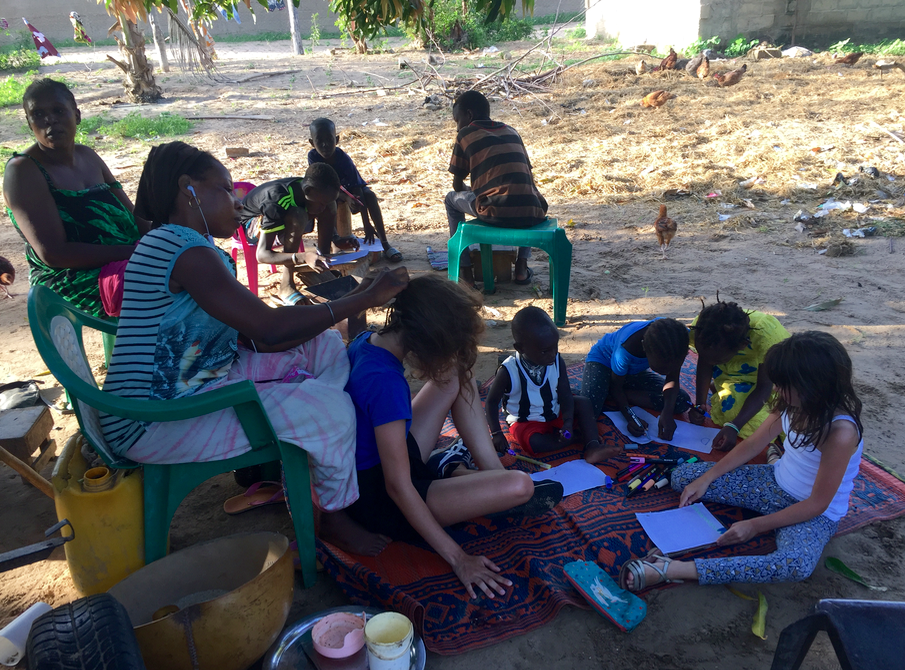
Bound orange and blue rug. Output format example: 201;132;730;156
317;356;905;654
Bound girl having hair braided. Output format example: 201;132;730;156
689;298;790;451
344;275;563;599
581;317;692;441
101;141;408;556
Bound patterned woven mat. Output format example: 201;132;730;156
317;355;905;654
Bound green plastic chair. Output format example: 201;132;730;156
27;285;317;588
447;218;573;326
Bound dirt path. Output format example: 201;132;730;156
2;37;905;669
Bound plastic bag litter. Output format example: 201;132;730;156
782;46;813;58
842;226;877;238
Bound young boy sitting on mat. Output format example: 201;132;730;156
239;163;358;306
308;117;403;263
446;90;548;290
485;306;620;464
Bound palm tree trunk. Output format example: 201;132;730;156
109;13;162;103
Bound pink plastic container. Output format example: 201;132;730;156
311;612;366;659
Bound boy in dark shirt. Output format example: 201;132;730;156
239;163;357;305
308;118;403;263
447;90;548;289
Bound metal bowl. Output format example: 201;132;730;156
265;606;427;670
109;532;293;670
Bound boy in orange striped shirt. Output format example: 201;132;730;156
447;91;548;289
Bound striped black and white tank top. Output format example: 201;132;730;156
502;353;561;424
100;224;238;456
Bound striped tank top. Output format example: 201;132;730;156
501;353;561;424
100;224;238;456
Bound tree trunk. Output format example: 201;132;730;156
111;15;162;103
287;2;303;55
148;13;170;73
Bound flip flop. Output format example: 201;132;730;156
223;481;286;515
487;479;563;519
513;267;535;285
270;291;306;307
383;246;403;263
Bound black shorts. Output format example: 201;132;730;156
346;433;440;541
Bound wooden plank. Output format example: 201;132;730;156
0;445;54;499
188;115;275;121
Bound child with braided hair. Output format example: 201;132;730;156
688;300;790;451
581;318;692;441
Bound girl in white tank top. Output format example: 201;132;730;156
620;331;864;589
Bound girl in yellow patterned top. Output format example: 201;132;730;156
688;300;790;450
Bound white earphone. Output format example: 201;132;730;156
186;184;212;241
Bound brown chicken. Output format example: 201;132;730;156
658;47;678;71
834;52;864;65
714;63;747;87
685;54;710;79
641;90;676;109
0;256;14;299
654;205;677;258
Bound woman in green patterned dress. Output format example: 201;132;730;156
3;79;149;317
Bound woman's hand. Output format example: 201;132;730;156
362;266;409;306
688;405;706;426
716;519;757;546
452;552;511;599
658;415;677;441
679;475;712;507
300;249;330;272
712;426;740;451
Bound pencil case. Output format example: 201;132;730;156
564;560;647;632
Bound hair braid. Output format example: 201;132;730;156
642;318;689;362
692;299;751;352
134;141;221;226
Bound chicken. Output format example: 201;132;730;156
685;54;710;79
0;256;14;299
874;60;905;77
658;48;678;71
636;60;648;75
640;90;676;109
654;205;677;259
714;63;747;87
834;52;864;66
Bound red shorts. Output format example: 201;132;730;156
508;415;563;456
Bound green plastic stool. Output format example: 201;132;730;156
448;218;572;326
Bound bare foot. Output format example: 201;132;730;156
320;510;391;556
583;440;622;464
514;258;530;283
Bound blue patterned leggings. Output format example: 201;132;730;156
670;462;838;585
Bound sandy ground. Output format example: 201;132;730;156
2;35;905;669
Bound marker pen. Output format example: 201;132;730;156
618;464;645;482
626;465;656;489
626;468;661;497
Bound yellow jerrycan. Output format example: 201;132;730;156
52;433;145;595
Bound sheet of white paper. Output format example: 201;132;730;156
635;503;726;555
602;406;717;454
529;459;609;497
357;237;385;253
326;249;369;266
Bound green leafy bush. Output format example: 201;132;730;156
724;34;759;57
829;37;905;55
0;47;40;72
407;0;534;50
0;72;34;107
75;112;193;144
566;27;586;39
683;34;756;57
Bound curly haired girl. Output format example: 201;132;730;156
343;275;563;599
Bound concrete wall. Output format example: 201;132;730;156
586;0;905;50
700;0;905;45
1;0;581;48
584;0;702;49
